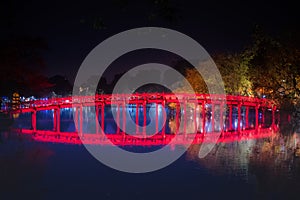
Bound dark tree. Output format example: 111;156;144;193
0;36;52;97
48;75;72;96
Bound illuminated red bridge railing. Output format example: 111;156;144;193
13;93;279;145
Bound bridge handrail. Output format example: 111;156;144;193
16;93;276;110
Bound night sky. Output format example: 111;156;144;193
1;0;299;83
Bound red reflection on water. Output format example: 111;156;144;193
24;126;278;146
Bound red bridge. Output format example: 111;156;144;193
13;93;279;145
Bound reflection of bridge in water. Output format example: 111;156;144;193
13;93;279;145
28;128;278;146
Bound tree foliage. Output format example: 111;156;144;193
243;26;300;105
174;55;252;96
176;26;300;110
214;53;252;96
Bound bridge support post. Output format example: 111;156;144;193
32;110;37;132
229;105;232;131
155;103;159;133
245;106;249;129
143;100;147;138
162;99;166;138
79;105;83;137
136;103;139;135
53;108;60;132
220;103;224;133
255;104;259;130
262;107;265;126
122;102;126;135
194;103;198;134
75;107;78;133
202;101;206;134
183;99;187;136
101;103;105;135
176;102;180;134
95;105;99;134
53;109;57;131
211;103;215;133
116;104;120;134
237;103;241;133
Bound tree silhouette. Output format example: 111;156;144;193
0;36;52;97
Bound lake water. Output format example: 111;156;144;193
1;107;299;200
